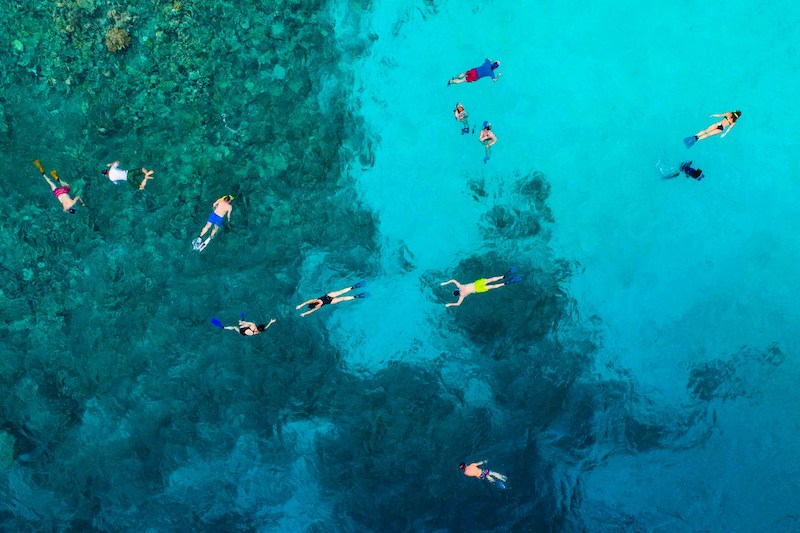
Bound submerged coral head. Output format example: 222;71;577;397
105;27;131;53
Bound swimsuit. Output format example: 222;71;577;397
52;186;70;198
474;278;488;293
208;211;224;226
479;469;489;480
318;294;334;306
716;124;724;131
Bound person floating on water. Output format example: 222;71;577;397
211;315;277;336
34;160;85;214
296;281;369;317
454;103;472;135
664;161;704;181
102;160;155;190
448;59;501;85
479;121;497;163
193;195;234;251
684;110;741;148
440;268;521;307
459;461;508;489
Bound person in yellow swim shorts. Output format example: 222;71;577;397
440;267;521;307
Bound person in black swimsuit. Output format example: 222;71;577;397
296;280;369;317
684;110;741;147
222;318;277;336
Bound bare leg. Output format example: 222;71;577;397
43;175;57;190
138;168;154;190
328;285;356;298
488;471;507;482
210;226;219;238
199;222;212;237
483;275;510;291
448;73;467;85
695;124;724;140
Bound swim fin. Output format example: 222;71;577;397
240;311;246;319
351;280;367;289
495;480;507;490
504;267;518;278
683;136;697;148
33;160;45;174
354;292;370;299
211;317;224;328
197;237;212;252
483;157;489;164
504;275;522;285
192;237;203;250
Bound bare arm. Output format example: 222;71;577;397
709;113;726;118
440;279;457;287
296;300;317;309
300;307;320;317
446;294;465;307
265;318;277;329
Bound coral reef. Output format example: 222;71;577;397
104;27;130;53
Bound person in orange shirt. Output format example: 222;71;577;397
459;461;507;488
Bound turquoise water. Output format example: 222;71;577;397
2;0;799;530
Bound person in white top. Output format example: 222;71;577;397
102;161;154;190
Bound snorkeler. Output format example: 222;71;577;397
459;461;508;489
34;160;85;214
479;121;497;163
102;160;155;190
454;103;472;135
684;110;741;147
296;280;369;317
448;59;501;85
440;268;521;307
193;195;234;251
211;316;277;336
663;161;704;181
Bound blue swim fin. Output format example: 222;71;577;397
354;292;370;299
683;136;697;148
240;311;246;319
351;280;367;289
495;480;507;490
504;275;522;285
211;317;224;329
504;267;518;278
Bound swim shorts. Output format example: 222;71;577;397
465;68;478;82
208;212;224;226
474;278;488;293
52;187;70;197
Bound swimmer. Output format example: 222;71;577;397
102;160;155;190
213;317;277;336
459;461;508;488
296;280;369;317
441;268;521;307
479;121;497;163
684;110;741;148
34;160;84;214
663;161;704;181
193;195;234;250
448;59;501;85
454;103;472;135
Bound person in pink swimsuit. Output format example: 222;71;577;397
42;171;84;213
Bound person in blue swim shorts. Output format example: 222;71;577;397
193;195;234;249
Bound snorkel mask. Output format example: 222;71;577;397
221;195;235;202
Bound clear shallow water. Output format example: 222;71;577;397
1;0;799;531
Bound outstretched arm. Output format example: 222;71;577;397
300;307;320;317
446;295;465;307
265;318;277;329
440;279;457;287
709;113;726;118
296;300;317;309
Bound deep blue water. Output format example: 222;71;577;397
2;0;799;531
